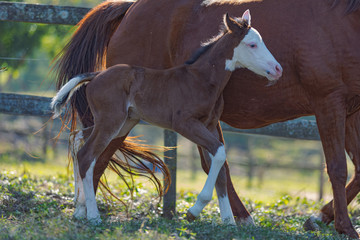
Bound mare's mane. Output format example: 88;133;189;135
201;0;360;14
332;0;360;14
185;18;248;65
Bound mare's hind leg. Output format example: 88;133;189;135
70;127;94;219
173;120;235;224
305;110;360;231
70;130;86;219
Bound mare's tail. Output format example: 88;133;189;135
52;0;171;201
53;0;134;128
54;0;134;89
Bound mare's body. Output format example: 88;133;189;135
54;0;360;237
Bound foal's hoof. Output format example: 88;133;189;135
303;216;321;231
186;210;197;222
236;216;255;226
73;205;86;219
88;217;102;225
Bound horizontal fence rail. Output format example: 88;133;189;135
0;1;90;25
0;93;320;140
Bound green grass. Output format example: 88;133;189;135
0;159;333;203
0;168;357;239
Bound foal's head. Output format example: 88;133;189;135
225;10;282;81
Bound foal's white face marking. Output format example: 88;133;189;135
225;11;283;81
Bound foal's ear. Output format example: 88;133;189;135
224;13;240;32
242;9;251;25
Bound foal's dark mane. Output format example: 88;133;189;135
185;18;248;65
184;39;220;65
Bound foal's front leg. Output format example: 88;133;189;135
173;120;235;224
199;146;236;224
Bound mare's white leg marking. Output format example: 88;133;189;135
73;153;86;219
188;145;226;219
70;131;86;219
83;159;101;224
218;195;235;224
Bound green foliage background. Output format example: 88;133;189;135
0;0;101;93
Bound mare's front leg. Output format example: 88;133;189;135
305;93;358;238
198;123;253;225
306;108;360;237
173;120;235;224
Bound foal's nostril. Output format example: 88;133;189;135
275;64;282;74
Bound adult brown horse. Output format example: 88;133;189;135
54;0;360;238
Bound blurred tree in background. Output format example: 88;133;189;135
0;0;101;93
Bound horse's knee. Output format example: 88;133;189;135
197;191;212;205
70;130;85;155
77;148;94;179
327;161;347;186
211;145;226;167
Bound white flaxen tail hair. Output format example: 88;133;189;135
51;72;99;119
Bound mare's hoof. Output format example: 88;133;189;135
186;210;197;222
347;230;360;239
337;226;359;239
303;216;320;231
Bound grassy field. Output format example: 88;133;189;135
0;161;358;239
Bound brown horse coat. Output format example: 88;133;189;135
54;0;360;237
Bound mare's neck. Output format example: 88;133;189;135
187;34;239;95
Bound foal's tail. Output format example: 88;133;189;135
51;72;99;119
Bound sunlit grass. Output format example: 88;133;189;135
0;158;332;205
0;170;353;240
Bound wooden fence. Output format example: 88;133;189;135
0;2;323;217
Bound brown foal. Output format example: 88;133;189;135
52;11;282;224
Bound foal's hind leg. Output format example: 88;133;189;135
77;107;131;223
92;118;139;192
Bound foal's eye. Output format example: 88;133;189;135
248;43;257;48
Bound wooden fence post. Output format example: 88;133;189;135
163;129;177;219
